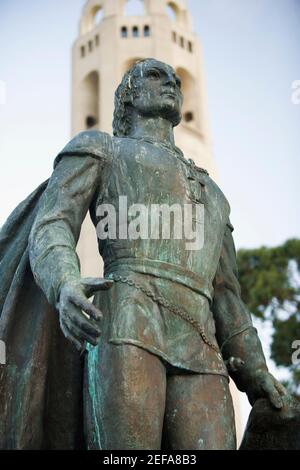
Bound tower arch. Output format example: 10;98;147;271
176;67;198;129
80;71;100;130
80;1;105;35
166;2;179;21
80;0;127;35
166;1;189;27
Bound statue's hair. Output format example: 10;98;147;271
113;59;149;137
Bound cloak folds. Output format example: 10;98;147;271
0;181;84;450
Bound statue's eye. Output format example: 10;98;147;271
146;69;161;79
176;77;182;89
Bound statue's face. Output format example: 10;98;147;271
130;60;183;126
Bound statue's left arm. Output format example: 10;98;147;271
29;131;114;351
212;221;286;409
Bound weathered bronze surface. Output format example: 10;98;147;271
0;59;289;449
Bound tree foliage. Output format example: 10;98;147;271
237;239;300;394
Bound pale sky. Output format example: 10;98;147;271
0;0;299;434
0;0;299;249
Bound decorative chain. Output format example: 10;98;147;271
108;273;219;353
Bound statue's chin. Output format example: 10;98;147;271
171;114;182;127
135;103;181;127
153;108;182;127
160;104;181;126
166;112;181;128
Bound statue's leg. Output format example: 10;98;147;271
86;342;166;450
164;373;236;450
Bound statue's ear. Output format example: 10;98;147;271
123;94;133;106
123;87;135;106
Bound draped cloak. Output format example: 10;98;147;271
0;181;84;449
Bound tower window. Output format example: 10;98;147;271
144;25;150;37
172;31;177;43
184;111;194;123
121;26;128;38
86;115;97;129
176;67;197;128
80;45;85;58
180;36;185;48
188;41;193;53
81;71;99;130
88;40;93;52
95;35;99;46
132;26;139;38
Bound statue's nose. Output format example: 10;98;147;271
163;75;177;89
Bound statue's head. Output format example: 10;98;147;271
113;58;183;137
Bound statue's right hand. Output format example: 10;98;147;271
57;278;114;352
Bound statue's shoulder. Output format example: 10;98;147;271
54;130;113;168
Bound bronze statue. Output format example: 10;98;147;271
0;59;287;450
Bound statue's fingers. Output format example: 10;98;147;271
63;312;101;347
66;304;101;338
81;278;114;297
274;380;287;397
69;294;103;321
60;317;84;352
262;380;284;409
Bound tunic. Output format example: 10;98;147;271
29;130;253;377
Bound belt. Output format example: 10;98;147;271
107;272;220;355
104;257;213;303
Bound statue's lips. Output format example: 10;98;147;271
161;91;177;99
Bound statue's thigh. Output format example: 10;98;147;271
164;374;236;450
85;342;166;450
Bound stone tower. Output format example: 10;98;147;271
72;0;214;174
72;0;217;277
72;0;243;443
